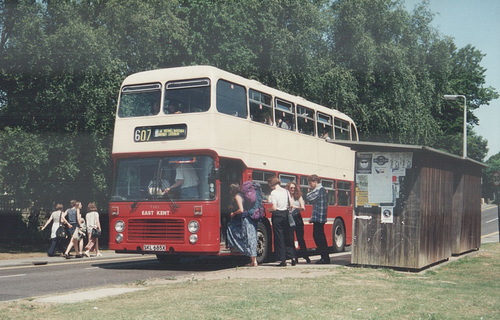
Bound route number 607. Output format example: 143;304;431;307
134;128;152;142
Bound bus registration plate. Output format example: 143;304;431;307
144;245;166;251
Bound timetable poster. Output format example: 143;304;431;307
355;152;413;206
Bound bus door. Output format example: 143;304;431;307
218;158;245;246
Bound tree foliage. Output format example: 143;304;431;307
0;0;497;215
483;152;500;203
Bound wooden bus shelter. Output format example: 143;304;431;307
332;141;486;270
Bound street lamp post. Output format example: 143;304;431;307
443;94;467;158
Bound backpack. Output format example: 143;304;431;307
241;181;265;220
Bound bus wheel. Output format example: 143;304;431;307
332;219;346;253
156;254;181;265
256;221;269;264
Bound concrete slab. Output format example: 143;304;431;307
35;287;145;304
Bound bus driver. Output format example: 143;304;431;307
163;163;199;199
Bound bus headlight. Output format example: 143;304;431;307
116;233;123;243
115;220;125;233
188;220;199;233
189;234;198;244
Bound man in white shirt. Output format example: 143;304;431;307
164;163;199;199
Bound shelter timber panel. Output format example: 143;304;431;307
451;164;482;255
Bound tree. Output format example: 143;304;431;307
328;0;441;145
434;44;499;161
0;0;118;213
483;152;500;203
327;0;497;161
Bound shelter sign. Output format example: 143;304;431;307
355;152;413;222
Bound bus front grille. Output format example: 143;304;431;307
128;219;185;242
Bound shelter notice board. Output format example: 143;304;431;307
355;152;413;222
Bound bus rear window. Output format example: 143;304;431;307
334;118;350;140
118;83;161;118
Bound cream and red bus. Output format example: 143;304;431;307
109;65;358;264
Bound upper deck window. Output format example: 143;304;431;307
275;99;295;131
297;105;315;136
249;89;272;125
334;118;350;140
317;112;333;139
216;80;247;118
164;78;210;114
118;83;162;118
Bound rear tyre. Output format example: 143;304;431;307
256;221;270;264
332;219;346;253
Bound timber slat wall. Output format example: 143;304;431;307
452;164;482;255
415;154;453;268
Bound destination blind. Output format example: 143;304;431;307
134;124;187;142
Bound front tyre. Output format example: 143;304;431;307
332;219;346;253
256;221;270;264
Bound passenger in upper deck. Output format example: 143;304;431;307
151;102;160;115
277;117;289;130
262;112;273;125
166;101;183;114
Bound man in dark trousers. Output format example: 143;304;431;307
306;174;330;264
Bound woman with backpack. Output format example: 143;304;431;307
227;183;258;267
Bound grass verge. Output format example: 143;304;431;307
1;243;499;320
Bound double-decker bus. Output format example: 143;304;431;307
109;65;358;264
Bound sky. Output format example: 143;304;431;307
403;0;500;160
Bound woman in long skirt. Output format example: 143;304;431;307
226;183;258;267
